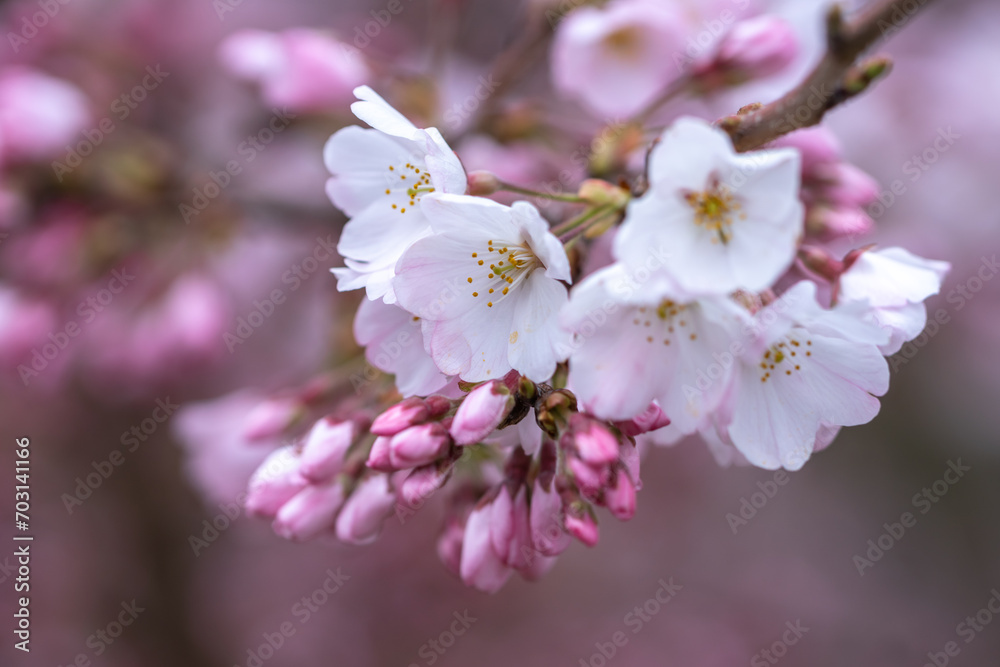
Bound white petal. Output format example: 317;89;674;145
350;85;421;140
508;270;569;382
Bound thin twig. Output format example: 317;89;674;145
719;0;938;152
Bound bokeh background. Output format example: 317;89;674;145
1;0;998;665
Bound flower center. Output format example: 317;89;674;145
758;336;812;383
603;27;643;60
632;300;697;346
383;161;435;215
466;238;541;308
683;176;745;244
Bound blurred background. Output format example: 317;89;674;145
1;0;998;665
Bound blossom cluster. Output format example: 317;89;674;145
240;62;947;589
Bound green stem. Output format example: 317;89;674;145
553;205;614;239
497;180;587;204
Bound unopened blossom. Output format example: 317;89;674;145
460;501;514;593
353;298;450;397
299;417;356;483
370;395;450;436
245;446;309;517
242;396;302;441
324;86;467;302
450;380;514;445
394;194;572;382
219;29;369;112
772;127;879;240
273;480;346;541
712;281;891;470
697;16;798;87
385;422;452;469
838;247;950;354
335;474;396;544
562;263;748;436
551;0;688;117
615;117;803;295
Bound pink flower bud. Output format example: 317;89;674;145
299;418;355;483
366;436;394;472
806;205;874;241
711;16;798;85
489;486;533;569
243;397;300;441
568;414;619;465
389;422;451;469
619;441;642;491
565;508;600;547
818;163;880;209
400;464;451;508
0;67;91;162
772;127;842;176
371;397;427;436
567;457;609;498
615;403;671;437
450;381;514;445
245;447;308;518
460;503;513;593
437;516;466;577
606;472;637;521
466;170;501;196
335;475;396;545
272;481;345;542
530;479;571;557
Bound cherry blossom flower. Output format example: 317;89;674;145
710;281;891;470
551;0;688;118
353;298;450;397
394;194;572;383
561;263;748;436
324;86;467;302
838;247;950;354
615;117;803;296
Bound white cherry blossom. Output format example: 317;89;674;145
615;116;803;296
324;86;467;303
393;194;571;383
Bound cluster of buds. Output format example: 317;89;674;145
242;371;669;592
772;127;881;241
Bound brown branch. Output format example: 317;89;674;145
719;0;938;152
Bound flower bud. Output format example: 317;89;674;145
437;516;466;577
805;205;873;241
366;436;394;472
460;502;513;593
245;446;308;518
389;422;451;469
567;457;609;498
335;475;396;544
567;414;619;465
798;245;845;282
400;463;452;509
299;418;355;482
614;402;671;437
370;397;428;436
564;505;600;547
451;381;514;445
577;179;630;210
243;397;301;441
606;472;637;521
529;479;571;557
466;170;501;196
709;16;798;86
272;481;345;541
